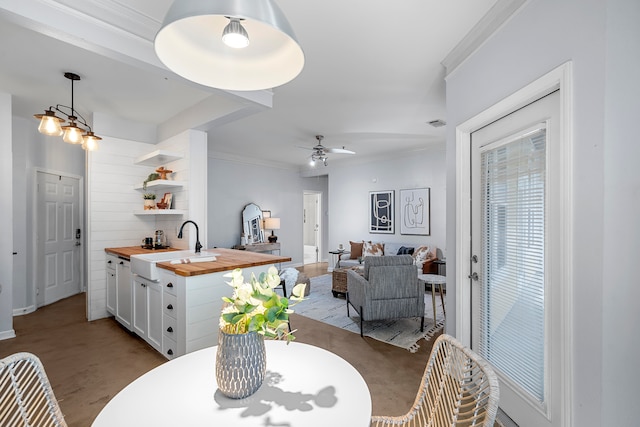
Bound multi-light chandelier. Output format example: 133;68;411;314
33;72;101;151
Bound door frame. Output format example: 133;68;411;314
33;168;85;310
455;62;574;426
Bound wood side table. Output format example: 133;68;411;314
417;274;446;324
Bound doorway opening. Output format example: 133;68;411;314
303;191;322;265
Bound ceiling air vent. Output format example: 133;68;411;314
428;119;446;128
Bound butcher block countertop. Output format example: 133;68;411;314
158;248;290;277
104;247;291;277
104;246;178;258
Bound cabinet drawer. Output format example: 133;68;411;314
162;336;177;360
162;276;177;296
105;255;116;271
163;293;177;318
163;314;177;339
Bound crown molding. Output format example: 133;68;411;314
442;0;528;77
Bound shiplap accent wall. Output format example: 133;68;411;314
86;130;206;321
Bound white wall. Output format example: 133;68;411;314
207;156;328;266
602;0;640;424
327;146;446;255
0;93;14;339
445;0;638;424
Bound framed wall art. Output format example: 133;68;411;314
400;188;430;235
369;190;394;234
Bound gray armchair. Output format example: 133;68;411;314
347;255;424;336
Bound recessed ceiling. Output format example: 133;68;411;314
0;0;501;168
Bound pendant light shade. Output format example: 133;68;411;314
82;131;102;151
62;120;84;144
155;0;304;91
35;109;64;136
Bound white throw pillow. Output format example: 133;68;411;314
412;246;432;266
362;241;384;257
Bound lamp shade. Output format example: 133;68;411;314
154;0;304;91
263;217;280;230
35;109;64;136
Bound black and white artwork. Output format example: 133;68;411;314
369;190;394;234
400;188;430;235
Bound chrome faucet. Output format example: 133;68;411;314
178;220;202;253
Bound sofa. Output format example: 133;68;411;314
336;241;438;274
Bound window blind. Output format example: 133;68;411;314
478;127;547;405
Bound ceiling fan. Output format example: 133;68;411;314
302;135;355;166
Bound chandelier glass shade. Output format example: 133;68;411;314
154;0;304;91
34;72;101;151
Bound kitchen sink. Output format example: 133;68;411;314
131;250;219;281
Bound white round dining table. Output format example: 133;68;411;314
92;340;372;427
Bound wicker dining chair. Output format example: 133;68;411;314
371;334;499;427
0;352;68;427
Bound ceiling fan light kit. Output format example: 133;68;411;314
155;0;305;91
306;135;355;167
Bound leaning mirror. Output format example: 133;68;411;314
242;203;264;243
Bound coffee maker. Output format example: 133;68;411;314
154;230;167;249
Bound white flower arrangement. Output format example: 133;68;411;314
220;267;307;342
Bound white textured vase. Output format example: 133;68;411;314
215;331;266;399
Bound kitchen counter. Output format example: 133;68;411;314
104;246;291;277
105;246;178;259
156;248;291;277
104;246;292;359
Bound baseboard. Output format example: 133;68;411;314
13;305;36;316
0;329;16;341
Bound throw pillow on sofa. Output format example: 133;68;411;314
397;246;415;255
349;240;364;259
413;246;434;266
363;241;384;257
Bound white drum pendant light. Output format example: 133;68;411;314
155;0;304;91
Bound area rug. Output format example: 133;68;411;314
293;274;445;352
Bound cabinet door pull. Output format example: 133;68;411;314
167;326;173;333
167;304;173;310
107;260;112;264
167;349;173;356
119;261;124;265
167;282;173;288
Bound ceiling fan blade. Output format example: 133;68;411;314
326;147;355;154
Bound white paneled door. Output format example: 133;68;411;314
469;91;562;426
37;172;82;306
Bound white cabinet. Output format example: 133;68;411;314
116;259;132;329
147;281;163;352
106;255;117;315
133;276;163;352
132;277;148;338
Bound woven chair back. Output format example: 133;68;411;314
0;352;68;427
371;334;499;427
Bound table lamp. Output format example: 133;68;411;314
263;217;280;243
